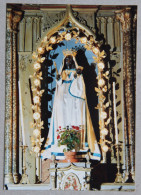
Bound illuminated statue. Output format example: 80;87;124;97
41;50;101;161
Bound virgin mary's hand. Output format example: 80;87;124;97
62;71;67;80
76;68;82;75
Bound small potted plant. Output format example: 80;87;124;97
58;126;80;162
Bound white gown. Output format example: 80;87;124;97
41;69;101;160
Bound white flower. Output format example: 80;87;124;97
34;79;40;87
100;111;107;119
98;78;105;87
101;128;108;135
65;33;71;41
33;63;41;71
98;62;105;70
33;112;40;120
37;47;45;54
33;96;40;104
50;36;56;44
92;47;99;54
102;145;108;152
34;146;40;153
33;129;40;137
80;37;87;44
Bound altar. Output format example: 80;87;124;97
4;3;136;191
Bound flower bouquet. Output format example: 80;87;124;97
58;126;81;162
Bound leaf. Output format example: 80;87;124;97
75;40;79;44
41;138;44;142
93;56;100;63
46;46;53;51
99;50;106;58
105;118;111;125
72;30;77;34
105;71;109;75
105;102;110;108
32;52;38;59
30;122;35;128
95;87;100;92
61;31;66;36
40;57;45;63
50;53;59;59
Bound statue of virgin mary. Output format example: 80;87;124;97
41;50;101;161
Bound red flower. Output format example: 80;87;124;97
59;126;61;129
56;129;59;132
72;126;75;129
57;135;60;139
75;126;79;130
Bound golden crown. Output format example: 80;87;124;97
63;49;77;57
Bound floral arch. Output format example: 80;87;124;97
30;5;110;163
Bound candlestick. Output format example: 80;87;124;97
18;81;26;145
20;145;30;184
113;82;118;144
114;144;123;183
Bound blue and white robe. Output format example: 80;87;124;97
41;69;101;161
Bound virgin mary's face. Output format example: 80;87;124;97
65;55;73;69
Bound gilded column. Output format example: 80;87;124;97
115;8;135;181
4;9;14;184
12;10;23;183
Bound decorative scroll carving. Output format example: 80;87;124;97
19;54;32;72
12;11;23;32
116;8;131;32
42;10;96;33
42;11;66;32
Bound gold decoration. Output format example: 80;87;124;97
63;49;77;57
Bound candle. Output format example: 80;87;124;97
18;81;26;145
113;82;118;144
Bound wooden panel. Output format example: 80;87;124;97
107;17;114;50
114;20;121;52
32;18;37;51
25;17;33;51
19;18;25;52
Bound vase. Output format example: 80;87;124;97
64;151;79;162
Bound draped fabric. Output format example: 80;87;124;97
41;58;101;161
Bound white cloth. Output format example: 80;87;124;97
41;70;101;160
